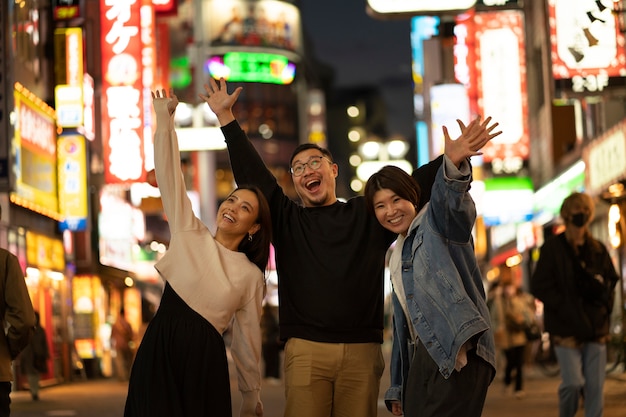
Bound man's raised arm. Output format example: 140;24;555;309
199;78;278;200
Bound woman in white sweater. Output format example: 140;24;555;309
124;89;271;417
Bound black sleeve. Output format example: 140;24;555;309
221;120;280;202
412;155;444;210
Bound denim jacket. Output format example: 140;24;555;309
384;158;496;409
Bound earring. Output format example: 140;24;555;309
248;233;253;242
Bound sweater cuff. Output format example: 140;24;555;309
443;155;471;180
384;386;402;412
220;119;242;137
153;101;175;131
239;390;261;417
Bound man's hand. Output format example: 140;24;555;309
444;116;502;167
199;77;242;126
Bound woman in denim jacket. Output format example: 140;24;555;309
365;117;499;417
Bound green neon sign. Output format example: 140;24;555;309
207;52;296;85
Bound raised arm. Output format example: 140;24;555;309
151;89;200;233
199;78;279;203
415;116;501;209
427;116;502;241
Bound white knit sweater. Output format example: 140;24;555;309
152;97;264;415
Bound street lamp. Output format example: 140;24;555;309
351;139;412;192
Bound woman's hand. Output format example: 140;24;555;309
444;116;502;167
151;88;179;115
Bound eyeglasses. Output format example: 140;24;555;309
290;155;331;177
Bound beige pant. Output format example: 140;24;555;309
283;338;384;417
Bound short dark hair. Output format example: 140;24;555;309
364;165;421;215
290;143;333;167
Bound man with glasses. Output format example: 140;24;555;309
200;78;495;417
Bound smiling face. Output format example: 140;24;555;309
372;189;417;236
216;189;261;238
290;148;338;207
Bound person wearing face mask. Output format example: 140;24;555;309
530;192;618;417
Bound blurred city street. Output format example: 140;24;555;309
10;347;626;417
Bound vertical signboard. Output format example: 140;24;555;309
58;135;88;231
12;84;59;218
54;27;84;128
81;74;96;141
100;0;146;184
473;10;529;174
141;0;156;172
411;16;439;166
430;84;471;158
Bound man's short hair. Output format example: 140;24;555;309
290;143;334;167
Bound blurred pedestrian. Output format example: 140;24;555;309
260;303;281;384
124;89;272;417
20;311;49;401
111;307;134;382
531;192;619;417
200;76;447;417
364;116;501;417
499;284;532;399
0;204;35;416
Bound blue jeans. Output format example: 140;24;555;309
554;342;606;417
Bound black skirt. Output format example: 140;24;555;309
124;282;231;417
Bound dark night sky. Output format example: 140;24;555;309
299;0;415;140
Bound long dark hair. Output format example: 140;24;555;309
364;165;421;215
235;185;272;273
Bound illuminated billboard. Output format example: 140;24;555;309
100;0;147;184
204;0;302;54
54;27;84;128
58;135;88;231
430;84;471;159
482;176;534;226
206;52;295;84
550;0;626;92
367;0;477;17
471;10;529;171
12;84;59;219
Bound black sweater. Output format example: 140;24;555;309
530;232;618;341
222;121;441;343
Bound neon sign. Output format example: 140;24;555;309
206;52;295;85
